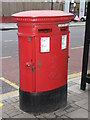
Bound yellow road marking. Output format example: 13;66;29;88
0;77;19;89
68;70;90;79
0;102;3;107
68;72;82;79
0;90;18;99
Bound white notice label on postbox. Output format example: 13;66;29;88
41;37;50;52
61;35;67;50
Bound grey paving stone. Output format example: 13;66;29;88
54;108;67;117
41;112;56;118
80;91;88;98
0;107;2;118
69;84;85;94
68;81;77;87
2;112;9;118
67;90;87;102
36;114;47;119
9;97;19;103
4;108;22;117
4;99;14;104
63;104;80;113
68;90;80;96
68;95;84;102
68;76;81;84
2;100;7;105
67;100;75;105
15;96;19;101
65;108;88;118
75;99;88;110
60;115;71;119
2;104;15;112
13;113;36;118
11;101;19;108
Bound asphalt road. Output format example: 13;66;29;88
1;26;85;57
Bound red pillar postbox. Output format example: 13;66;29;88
12;10;73;113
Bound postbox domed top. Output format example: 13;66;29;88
12;10;74;23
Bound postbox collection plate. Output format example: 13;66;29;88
61;35;67;50
40;37;50;53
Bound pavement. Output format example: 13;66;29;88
0;21;89;119
0;76;89;119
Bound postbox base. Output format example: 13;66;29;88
19;84;67;113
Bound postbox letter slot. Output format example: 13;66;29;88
38;28;52;33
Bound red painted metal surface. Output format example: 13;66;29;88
12;10;73;23
12;10;73;92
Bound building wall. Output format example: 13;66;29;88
1;2;63;16
64;0;86;18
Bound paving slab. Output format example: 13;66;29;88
2;104;15;113
13;113;36;118
75;99;88;110
68;81;77;87
63;104;80;113
68;93;87;102
68;84;86;94
1;76;89;119
65;108;88;118
2;113;9;118
60;115;69;118
41;112;56;118
68;76;81;84
35;114;46;119
54;108;67;117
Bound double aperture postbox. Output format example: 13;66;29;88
12;10;73;113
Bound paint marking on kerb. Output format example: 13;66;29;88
0;90;18;99
0;77;19;89
0;102;3;107
68;70;90;79
68;72;82;79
